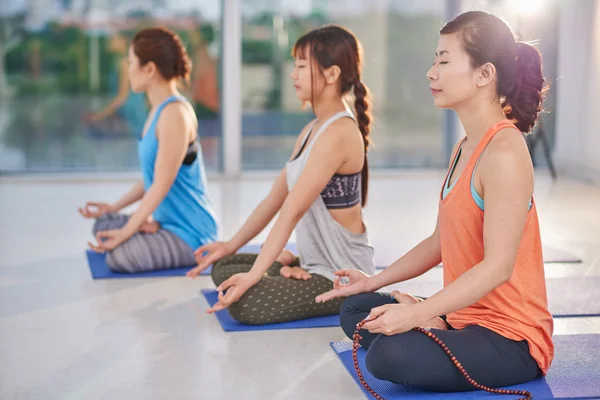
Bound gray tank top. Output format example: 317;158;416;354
286;110;375;281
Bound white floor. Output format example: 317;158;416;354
1;171;599;400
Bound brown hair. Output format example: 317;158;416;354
132;27;192;83
292;25;372;206
440;11;546;133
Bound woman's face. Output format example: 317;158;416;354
426;33;479;110
290;49;326;104
127;46;151;93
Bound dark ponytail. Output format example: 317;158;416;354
353;80;372;206
293;25;372;207
502;42;545;133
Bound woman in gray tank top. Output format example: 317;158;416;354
186;25;376;325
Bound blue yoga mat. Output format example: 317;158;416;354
201;289;339;331
332;334;600;399
85;243;297;279
86;249;196;278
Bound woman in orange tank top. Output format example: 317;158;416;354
317;11;554;392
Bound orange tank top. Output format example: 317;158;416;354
439;119;554;374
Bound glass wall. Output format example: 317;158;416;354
0;0;222;173
240;0;448;170
0;0;561;174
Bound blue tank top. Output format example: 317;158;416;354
138;95;218;250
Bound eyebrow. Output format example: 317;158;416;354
435;50;450;56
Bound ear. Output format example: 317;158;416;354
144;61;159;79
476;62;496;88
324;65;341;85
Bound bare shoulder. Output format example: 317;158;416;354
482;127;533;179
318;116;361;147
156;101;196;139
159;101;197;125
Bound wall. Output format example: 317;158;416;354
554;0;600;184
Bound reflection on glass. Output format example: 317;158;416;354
83;33;149;139
0;2;222;172
241;0;447;170
464;0;559;161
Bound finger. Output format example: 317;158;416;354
186;264;206;278
82;203;99;217
290;268;304;280
363;319;384;333
333;276;341;289
298;269;312;280
197;256;216;272
95;230;113;242
390;290;404;303
216;278;234;292
215;289;236;308
185;267;200;278
315;289;342;303
366;305;390;321
206;301;227;314
334;269;353;278
85;203;99;214
88;241;106;253
390;290;420;305
194;243;211;256
279;266;292;278
290;267;310;280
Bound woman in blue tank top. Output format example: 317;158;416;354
79;27;218;273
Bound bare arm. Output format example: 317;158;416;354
224;123;314;251
119;103;190;236
367;220;442;291
365;139;465;291
226;169;289;250
245;119;353;281
111;181;145;212
415;129;533;321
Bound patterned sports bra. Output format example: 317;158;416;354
292;121;362;209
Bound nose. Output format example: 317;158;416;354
290;67;297;80
427;65;437;81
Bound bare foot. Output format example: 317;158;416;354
276;249;296;266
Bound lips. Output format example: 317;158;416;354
430;88;442;96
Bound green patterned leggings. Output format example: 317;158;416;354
211;253;344;325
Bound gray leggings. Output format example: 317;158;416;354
93;213;196;273
211;253;344;325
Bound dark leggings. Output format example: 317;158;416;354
340;293;542;392
211;254;344;325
